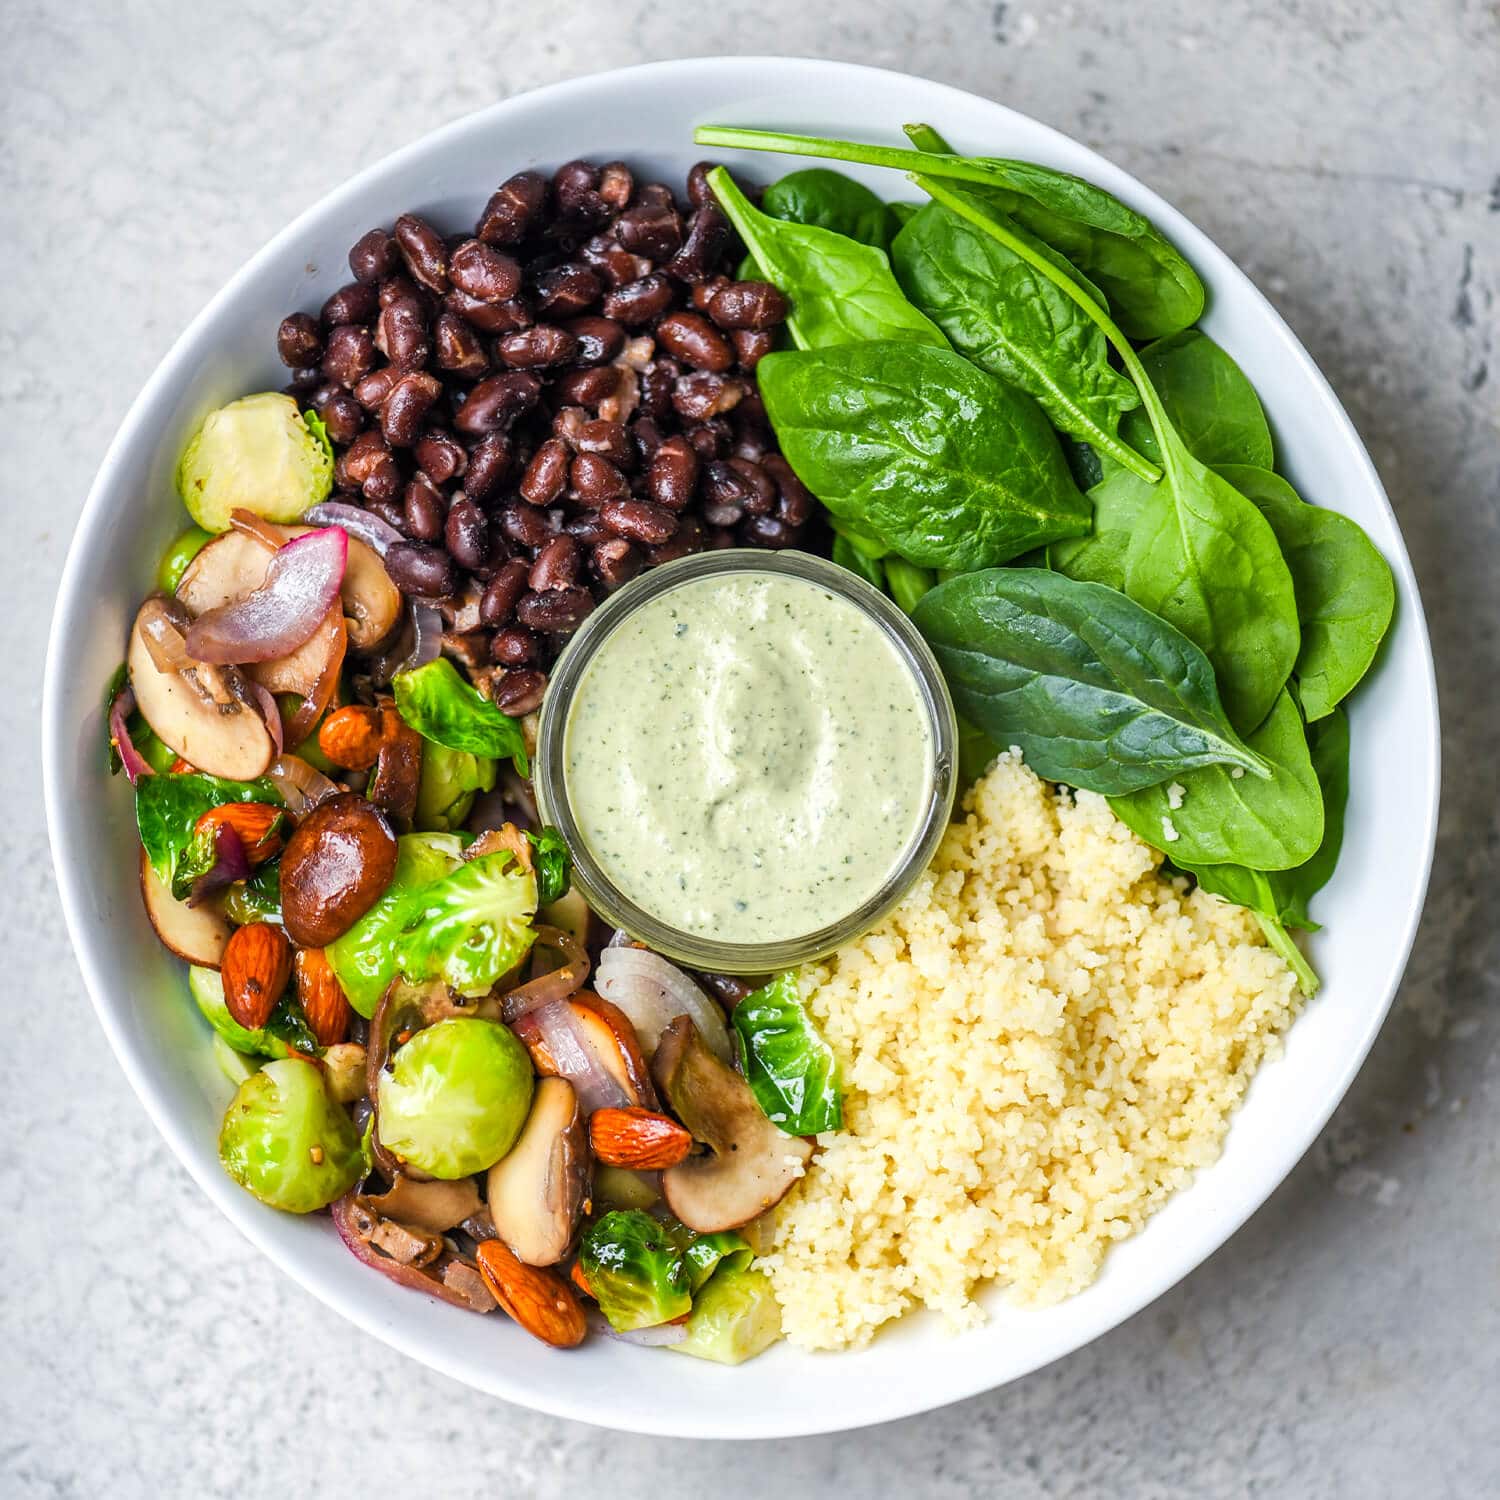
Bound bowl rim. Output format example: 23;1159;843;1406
43;54;1441;1438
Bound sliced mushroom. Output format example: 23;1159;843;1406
486;1078;590;1267
365;1173;481;1234
128;599;275;781
177;525;400;684
366;704;422;825
139;848;232;967
652;1016;812;1233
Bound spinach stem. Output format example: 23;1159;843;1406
913;175;1165;484
1253;911;1320;997
903;122;952;154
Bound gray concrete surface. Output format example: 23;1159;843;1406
4;2;1497;1494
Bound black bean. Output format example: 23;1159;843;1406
646;515;706;566
382;372;442;447
731;328;775;370
413;431;466;485
394;214;450;294
321;324;376;387
450;239;522;303
533;263;602;319
741;514;794;548
631;416;664;463
764;454;814;527
647;435;699;510
320;281;378;329
601;498;678;545
491;625;537;665
702;499;744;527
444;287;533;335
386;541;456;597
376;297;430;372
496;325;580;369
601;273;675;326
318;390;365;446
350;228;400;284
277;313;323;369
366;494;409;534
529;535;581;591
553;161;608;227
445;496;489;570
581;234;650;289
516;587;594;633
477;171;547;246
573;418;633;469
454;371;541;434
493;668;548;716
639;360;679;422
432;312;489;378
655;310;733;373
635;183;677;211
615;202;684;260
599;161;634;211
463;432;511;501
403;475;447;541
498;502;558;550
708;280;789;331
686;162;717;210
480;558;531;626
520;438;570;505
378;273;425;309
691;275;731;314
551;366;619;409
564;314;625;366
727;457;777;515
353;367;401;411
565;511;613;545
673;372;744;422
667;204;731;284
590;537;643;590
571;453;628;505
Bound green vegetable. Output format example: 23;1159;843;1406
223;861;282;926
172;808;287;901
731;972;842;1134
693;126;1205;338
887;201;920;228
526;826;571;906
891;195;1157;480
262;994;321;1058
156;525;214;593
757;340;1091;570
592;1165;663;1214
1182;706;1351;996
189;964;291;1059
913;569;1269;794
678;1229;753;1295
393;657;528;773
302;407;334;464
957;715;1003;786
218;1057;364;1212
832;534;888;590
761;167;896;248
669;1266;783;1366
1217;466;1395;721
134;772;282;888
213;1034;261;1086
884;556;935;614
414;741;497;832
1110;689;1324;870
176;392;334;533
706;167;947;352
579;1210;692;1331
829;517;892;558
376;1017;534;1178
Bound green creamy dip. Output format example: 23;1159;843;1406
563;572;934;942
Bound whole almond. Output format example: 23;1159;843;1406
294;948;351;1048
316;704;385;770
475;1239;587;1348
589;1106;693;1170
195;802;284;864
221;922;292;1031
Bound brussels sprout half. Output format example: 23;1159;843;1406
669;1265;783;1366
414;742;497;833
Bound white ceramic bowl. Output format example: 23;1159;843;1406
44;57;1440;1438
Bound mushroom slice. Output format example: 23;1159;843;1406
128;599;275;781
653;1016;813;1234
486;1078;590;1267
365;1173;481;1235
512;993;657;1112
139;848;232;967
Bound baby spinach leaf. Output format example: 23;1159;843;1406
694;127;1205;337
732;972;842;1135
1110;689;1324;870
393;657;528;773
135;771;282;887
957;716;1004;786
1216;466;1395;721
912;568;1269;793
1118;330;1274;471
526;826;571;907
761;168;895;248
707;168;946;352
757;340;1091;570
831;533;888;591
884;556;936;614
891;195;1156;480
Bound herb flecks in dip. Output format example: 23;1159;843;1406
563;571;933;942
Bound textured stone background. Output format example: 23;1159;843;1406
5;2;1497;1494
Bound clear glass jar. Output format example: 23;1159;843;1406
533;549;957;973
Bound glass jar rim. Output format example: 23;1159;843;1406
533;548;957;973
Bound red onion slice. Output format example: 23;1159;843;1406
266;753;341;815
108;685;154;785
585;1307;688;1346
188;820;250;906
404;603;443;673
246;680;285;757
330;1194;492;1313
514;999;633;1115
595;945;733;1062
304;501;403;559
501;925;591;1022
184;526;347;664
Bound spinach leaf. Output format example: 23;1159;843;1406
831;533;888;590
694;127;1205;337
526;826;571;907
891;194;1157;480
757;340;1091;570
761;167;895;249
1118;330;1274;470
913;568;1269;793
1216;465;1395;721
393;657;528;772
135;772;282;887
884;556;936;614
706;168;946;352
1109;689;1323;870
731;972;842;1135
957;715;1004;786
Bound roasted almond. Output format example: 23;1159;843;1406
196;801;284;864
474;1239;587;1348
316;704;385;770
589;1106;693;1170
221;922;292;1031
295;948;351;1048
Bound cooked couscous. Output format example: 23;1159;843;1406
761;751;1301;1350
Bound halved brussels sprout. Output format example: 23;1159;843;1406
376;1017;534;1179
176;392;333;533
669;1265;783;1366
414;742;497;833
213;1034;262;1086
578;1209;692;1332
157;525;213;593
189;964;289;1059
218;1057;364;1212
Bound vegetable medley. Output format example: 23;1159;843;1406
107;123;1393;1359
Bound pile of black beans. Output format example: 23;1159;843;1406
276;159;815;716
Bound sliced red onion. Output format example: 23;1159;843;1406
247;680;285;757
595;945;733;1063
229;507;291;552
108;685;154;785
184;526;347;664
513;999;633;1115
304;501;403;559
404;603;443;672
267;753;341;815
188;820;250;906
330;1194;492;1313
501;925;591;1022
585;1307;688;1346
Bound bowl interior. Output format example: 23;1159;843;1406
44;57;1439;1439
